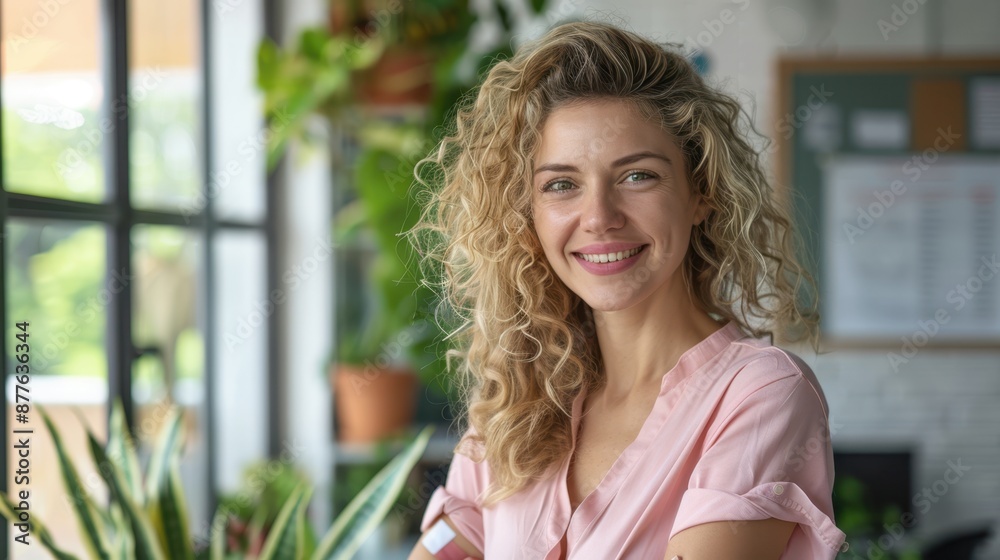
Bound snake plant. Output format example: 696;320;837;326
0;400;433;559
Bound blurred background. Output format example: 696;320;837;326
1;0;999;558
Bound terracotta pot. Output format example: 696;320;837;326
332;362;418;443
356;46;434;107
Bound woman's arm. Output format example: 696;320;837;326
663;519;796;560
407;513;484;560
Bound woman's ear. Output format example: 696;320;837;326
692;194;712;226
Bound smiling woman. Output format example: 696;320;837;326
405;19;846;560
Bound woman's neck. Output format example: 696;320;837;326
591;292;724;402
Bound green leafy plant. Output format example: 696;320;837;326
331;434;414;520
0;400;433;559
333;121;435;365
215;460;318;556
325;117;467;416
256;1;555;409
256;27;384;168
833;476;921;560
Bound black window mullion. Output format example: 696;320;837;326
0;0;272;549
131;208;207;228
6;193;120;222
103;0;134;434
264;0;285;460
216;218;267;230
200;0;220;518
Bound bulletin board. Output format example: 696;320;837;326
775;58;1000;349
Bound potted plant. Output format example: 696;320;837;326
328;117;446;443
0;400;434;559
257;1;471;445
257;0;547;442
256;23;419;444
216;460;318;555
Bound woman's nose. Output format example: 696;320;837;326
580;187;625;233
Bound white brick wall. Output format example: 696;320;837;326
797;347;1000;558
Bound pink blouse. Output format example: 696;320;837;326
420;320;848;559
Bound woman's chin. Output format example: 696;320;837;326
580;292;644;313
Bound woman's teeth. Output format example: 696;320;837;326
578;245;643;263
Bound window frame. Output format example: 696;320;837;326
0;0;282;553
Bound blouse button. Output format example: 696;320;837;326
772;484;784;495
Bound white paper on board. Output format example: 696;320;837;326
851;110;910;150
971;78;1000;149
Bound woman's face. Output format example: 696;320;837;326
530;98;709;312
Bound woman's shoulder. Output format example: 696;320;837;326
715;333;830;415
454;422;488;461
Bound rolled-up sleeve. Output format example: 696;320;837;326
420;433;488;552
669;357;848;558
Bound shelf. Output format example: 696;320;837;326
333;429;461;466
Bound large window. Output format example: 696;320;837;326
1;0;273;554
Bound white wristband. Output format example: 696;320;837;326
424;517;458;553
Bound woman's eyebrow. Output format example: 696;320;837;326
532;151;673;176
612;151;674;169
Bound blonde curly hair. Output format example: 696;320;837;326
406;19;819;507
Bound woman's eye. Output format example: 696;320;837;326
542;180;573;193
625;171;653;182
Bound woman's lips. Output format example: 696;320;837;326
572;244;647;276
